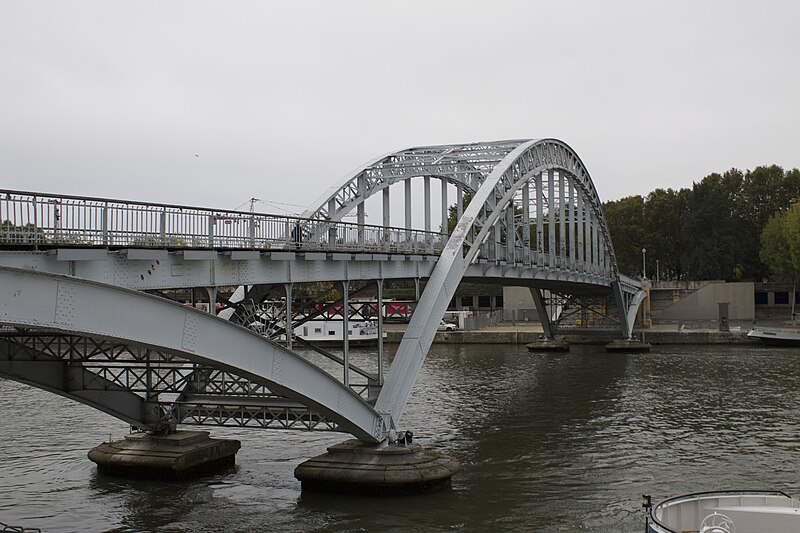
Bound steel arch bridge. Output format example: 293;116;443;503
0;138;644;444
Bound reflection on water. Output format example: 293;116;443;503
2;344;800;532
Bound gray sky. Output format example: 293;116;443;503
2;1;798;218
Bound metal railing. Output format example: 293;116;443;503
0;190;446;254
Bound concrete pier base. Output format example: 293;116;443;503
606;339;651;352
526;337;570;352
294;439;460;496
88;430;241;479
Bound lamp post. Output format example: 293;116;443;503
642;248;647;279
656;259;660;283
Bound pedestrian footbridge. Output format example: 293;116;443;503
0;138;644;443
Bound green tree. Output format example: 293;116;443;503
760;202;800;318
642;188;688;280
681;170;750;280
603;195;648;276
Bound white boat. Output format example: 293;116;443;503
747;326;800;346
645;490;800;533
293;319;386;346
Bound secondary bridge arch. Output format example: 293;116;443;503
0;267;385;442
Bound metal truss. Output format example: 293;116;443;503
0;267;385;441
0;332;343;433
538;290;623;334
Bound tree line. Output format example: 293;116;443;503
602;165;800;282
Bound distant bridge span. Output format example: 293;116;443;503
0;138;644;442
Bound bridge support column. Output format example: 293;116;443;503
342;281;350;387
376;279;384;387
88;430;241;480
285;283;293;350
527;288;570;352
294;438;459;496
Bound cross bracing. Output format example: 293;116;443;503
0;138;645;443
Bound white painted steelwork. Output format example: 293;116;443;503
0;138;645;442
0;189;442;254
367;139;632;428
0;267;385;442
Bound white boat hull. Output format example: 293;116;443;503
647;490;800;533
747;327;800;346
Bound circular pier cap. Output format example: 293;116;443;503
526;338;570;352
294;439;460;496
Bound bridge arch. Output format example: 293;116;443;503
0;267;385;442
301;139;618;278
371;139;625;430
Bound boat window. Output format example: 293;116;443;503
775;291;789;304
755;291;768;305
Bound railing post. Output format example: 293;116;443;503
249;212;256;249
328;222;337;249
160;207;167;246
102;202;109;246
208;214;215;248
32;195;38;250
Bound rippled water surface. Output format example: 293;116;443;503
3;344;800;532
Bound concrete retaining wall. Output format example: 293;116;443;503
385;329;758;345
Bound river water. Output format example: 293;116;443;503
2;343;800;532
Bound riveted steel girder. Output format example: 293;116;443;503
0;337;163;427
0;266;384;442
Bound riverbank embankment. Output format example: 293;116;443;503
383;323;759;345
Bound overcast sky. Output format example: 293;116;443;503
1;1;798;218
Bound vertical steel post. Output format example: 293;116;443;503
423;176;431;233
285;283;293;350
559;172;566;268
404;178;412;243
207;214;214;248
568;180;575;271
377;279;384;386
205;287;217;314
441;178;448;237
522;180;531;266
488;193;497;262
423;176;431;251
249;211;256;249
102;202;109;246
342;280;350;387
548;169;555;268
456;183;463;222
592;215;599;274
32;195;38;250
160;207;167;246
536;173;543;265
357;175;365;248
505;202;515;263
382;186;390;248
577;191;585;271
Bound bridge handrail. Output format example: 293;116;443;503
0;189;445;254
